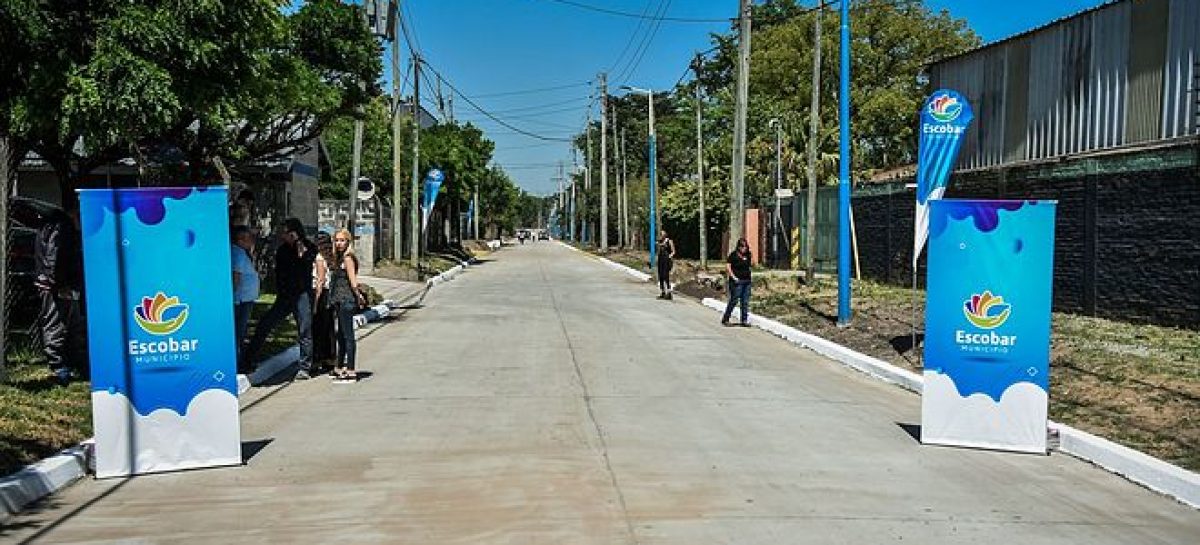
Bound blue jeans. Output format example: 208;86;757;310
722;280;751;324
246;291;313;371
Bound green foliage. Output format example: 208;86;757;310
574;0;979;222
1;0;381;193
322;96;413;201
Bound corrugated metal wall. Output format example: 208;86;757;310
930;0;1197;170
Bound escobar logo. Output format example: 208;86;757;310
955;291;1016;353
129;292;199;362
922;93;966;135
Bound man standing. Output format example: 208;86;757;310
35;204;84;385
244;218;317;379
231;226;259;374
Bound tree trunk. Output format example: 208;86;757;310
0;136;13;370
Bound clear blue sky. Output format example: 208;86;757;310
386;0;1108;196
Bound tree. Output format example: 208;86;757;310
1;0;380;201
322;96;413;201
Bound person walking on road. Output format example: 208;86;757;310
656;230;676;300
330;229;367;382
722;238;753;327
311;232;337;374
245;218;317;379
231;226;260;374
34;204;85;385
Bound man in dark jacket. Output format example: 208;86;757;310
244;218;318;379
35;205;85;385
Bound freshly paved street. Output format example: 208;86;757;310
3;242;1197;544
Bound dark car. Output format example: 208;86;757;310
6;197;64;335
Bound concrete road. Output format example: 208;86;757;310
3;242;1196;544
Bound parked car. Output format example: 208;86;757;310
6;197;64;336
537;230;549;240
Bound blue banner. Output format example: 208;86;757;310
80;187;241;477
913;89;974;267
921;199;1056;453
421;168;445;231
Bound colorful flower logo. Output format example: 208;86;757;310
134;292;189;336
928;94;963;123
963;291;1011;330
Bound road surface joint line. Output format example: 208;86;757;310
539;257;641;545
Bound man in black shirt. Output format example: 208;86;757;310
722;237;753;326
244;218;317;378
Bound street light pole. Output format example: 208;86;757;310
695;55;707;270
837;0;853;325
620;85;657;267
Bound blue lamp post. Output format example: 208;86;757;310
622;85;657;268
837;0;853;326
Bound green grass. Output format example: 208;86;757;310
746;276;1200;471
0;296;301;477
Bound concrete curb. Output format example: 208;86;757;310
557;241;652;282
0;443;91;518
697;297;1200;509
1;265;468;518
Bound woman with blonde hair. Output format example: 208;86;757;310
330;229;367;381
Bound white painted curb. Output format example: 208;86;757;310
0;443;90;518
426;263;467;287
698;297;1200;509
558;241;651;282
701;297;924;393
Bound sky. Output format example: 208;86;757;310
387;0;1109;196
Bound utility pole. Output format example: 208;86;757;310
770;118;782;268
569;161;577;242
729;0;752;246
472;189;479;239
599;73;609;251
621;128;629;249
806;4;823;283
391;13;403;261
694;54;707;269
349;115;364;232
409;54;421;269
612;99;623;248
584;114;593;244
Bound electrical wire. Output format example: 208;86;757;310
468;82;592;99
421;60;575;142
532;0;732;23
614;0;673;84
604;0;657;75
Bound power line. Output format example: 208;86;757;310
421;60;574;142
615;0;674;84
468;82;592;99
532;0;732;23
605;0;657;75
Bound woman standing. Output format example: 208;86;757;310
722;238;753;326
656;230;676;300
330;229;367;382
311;232;337;373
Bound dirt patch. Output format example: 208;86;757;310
592;247;1200;471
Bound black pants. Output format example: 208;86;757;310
245;291;313;370
335;302;357;371
312;292;337;366
657;258;673;293
39;289;85;376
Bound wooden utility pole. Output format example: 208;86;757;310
695;54;708;269
612;98;623;248
409;54;421;268
806;3;822;283
621;129;629;249
391;21;403;261
584;114;592;243
599;73;609;251
729;0;752;246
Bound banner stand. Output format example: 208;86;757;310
920;199;1056;454
80;187;242;478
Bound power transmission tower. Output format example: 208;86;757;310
599;73;609;251
729;0;752;246
806;4;823;283
695;53;708;269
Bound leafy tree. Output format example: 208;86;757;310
1;0;380;200
322;95;413;201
